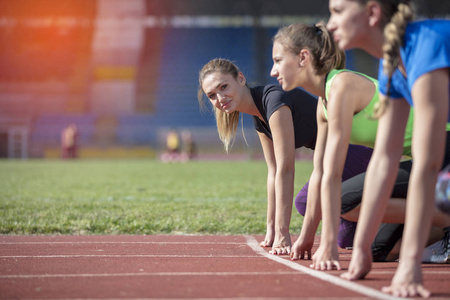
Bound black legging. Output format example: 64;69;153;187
341;131;450;261
340;160;411;261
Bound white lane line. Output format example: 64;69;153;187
370;270;450;275
0;298;371;300
8;298;373;300
22;298;372;300
0;254;261;258
244;235;404;300
0;241;245;245
0;271;300;279
5;265;445;275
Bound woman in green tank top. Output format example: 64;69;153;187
324;69;415;154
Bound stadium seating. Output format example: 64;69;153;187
29;26;360;151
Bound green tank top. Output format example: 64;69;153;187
323;69;414;157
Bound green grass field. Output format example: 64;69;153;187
0;159;313;235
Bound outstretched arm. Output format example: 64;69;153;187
267;106;296;255
291;99;328;260
382;68;449;298
341;95;409;280
311;72;376;270
257;131;277;248
311;82;353;270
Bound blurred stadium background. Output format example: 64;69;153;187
0;0;448;159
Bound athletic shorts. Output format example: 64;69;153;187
343;131;450;261
295;144;373;248
340;160;412;215
294;132;450;253
342;131;450;215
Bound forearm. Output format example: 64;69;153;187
401;71;448;260
299;172;322;242
274;167;294;232
320;173;342;246
266;171;276;229
350;97;411;251
400;165;438;261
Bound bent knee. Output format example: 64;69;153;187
342;205;361;222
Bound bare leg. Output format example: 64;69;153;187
343;199;450;228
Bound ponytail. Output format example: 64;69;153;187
273;22;345;75
315;22;346;74
214;108;240;153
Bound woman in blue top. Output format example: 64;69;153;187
327;0;450;297
198;58;373;255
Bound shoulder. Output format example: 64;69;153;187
405;19;450;37
261;84;316;104
403;20;450;54
262;84;283;94
331;69;375;86
403;19;450;91
259;84;284;101
328;69;375;98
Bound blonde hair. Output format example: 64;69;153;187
352;0;415;118
273;22;346;75
198;58;242;152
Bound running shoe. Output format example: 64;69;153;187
422;227;450;264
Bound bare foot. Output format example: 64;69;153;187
381;259;431;298
340;247;372;280
269;231;291;255
260;229;274;248
290;236;312;260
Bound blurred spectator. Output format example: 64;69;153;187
181;130;196;161
61;124;78;159
161;129;181;162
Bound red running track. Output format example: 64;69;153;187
1;235;449;299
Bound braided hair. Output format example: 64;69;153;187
363;0;415;118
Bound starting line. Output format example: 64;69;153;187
244;235;405;300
